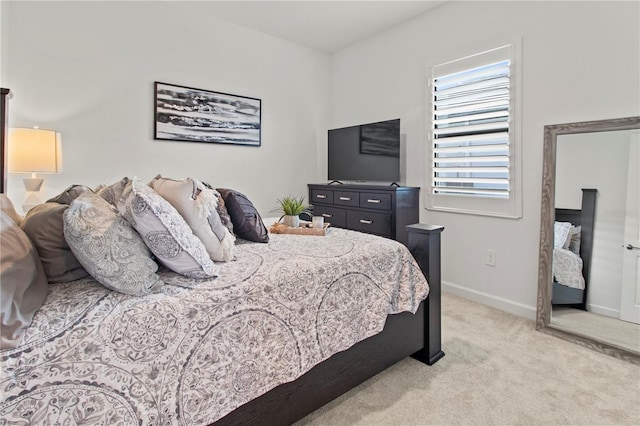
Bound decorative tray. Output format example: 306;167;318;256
269;222;331;236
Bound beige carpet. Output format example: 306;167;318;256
296;293;640;425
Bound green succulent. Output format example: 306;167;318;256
277;195;312;218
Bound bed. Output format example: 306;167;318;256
552;188;597;310
0;87;444;425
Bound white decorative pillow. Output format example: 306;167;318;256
554;221;572;249
150;176;236;262
63;191;164;296
117;177;218;279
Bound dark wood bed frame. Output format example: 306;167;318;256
0;87;444;425
553;188;597;310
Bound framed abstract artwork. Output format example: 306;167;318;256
154;82;261;146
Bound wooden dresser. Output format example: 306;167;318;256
307;184;419;245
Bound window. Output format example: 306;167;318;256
427;43;522;218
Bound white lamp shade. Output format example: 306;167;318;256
8;128;63;174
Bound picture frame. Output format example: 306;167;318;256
154;82;261;146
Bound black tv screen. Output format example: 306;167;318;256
328;118;400;182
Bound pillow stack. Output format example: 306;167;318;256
2;176;269;304
0;177;270;347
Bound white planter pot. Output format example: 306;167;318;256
282;215;300;228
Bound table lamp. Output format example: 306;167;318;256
8;127;62;212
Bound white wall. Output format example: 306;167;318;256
330;1;640;318
556;131;631;317
1;1;331;215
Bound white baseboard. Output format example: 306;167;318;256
442;280;537;321
587;303;620;319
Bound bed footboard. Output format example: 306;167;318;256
406;224;445;365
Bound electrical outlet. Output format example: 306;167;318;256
486;249;496;267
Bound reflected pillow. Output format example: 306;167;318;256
565;225;582;255
1;211;48;349
217;188;269;243
64;191;164;296
554;221;572;249
21;202;89;283
117;177;218;278
150;176;236;262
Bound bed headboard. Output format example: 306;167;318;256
1;88;11;194
555;188;597;309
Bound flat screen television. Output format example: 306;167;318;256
327;118;400;183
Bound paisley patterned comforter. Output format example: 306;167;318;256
0;228;429;425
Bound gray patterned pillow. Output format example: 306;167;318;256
63;191;164;296
117;177;218;279
96;177;130;206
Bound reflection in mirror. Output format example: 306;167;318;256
537;117;640;364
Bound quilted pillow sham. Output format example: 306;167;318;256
21;202;89;283
117;177;218;278
0;211;48;349
217;188;269;243
63;191;164;296
150;176;236;262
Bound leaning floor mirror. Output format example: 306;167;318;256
537;116;640;364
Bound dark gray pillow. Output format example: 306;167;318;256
217;188;269;243
1;211;48;349
20;203;89;283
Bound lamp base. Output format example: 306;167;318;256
23;177;44;192
22;192;41;213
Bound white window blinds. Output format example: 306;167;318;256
432;59;511;198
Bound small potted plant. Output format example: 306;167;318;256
277;195;312;228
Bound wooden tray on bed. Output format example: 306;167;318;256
269;222;330;236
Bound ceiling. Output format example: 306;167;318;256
171;1;447;53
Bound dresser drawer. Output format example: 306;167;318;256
313;205;346;228
359;193;392;211
347;210;392;237
311;189;333;204
334;191;359;207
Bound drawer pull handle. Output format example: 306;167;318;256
367;199;381;204
359;219;373;225
322;213;332;218
339;196;351;201
316;194;327;199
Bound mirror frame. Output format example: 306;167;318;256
537;116;640;364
